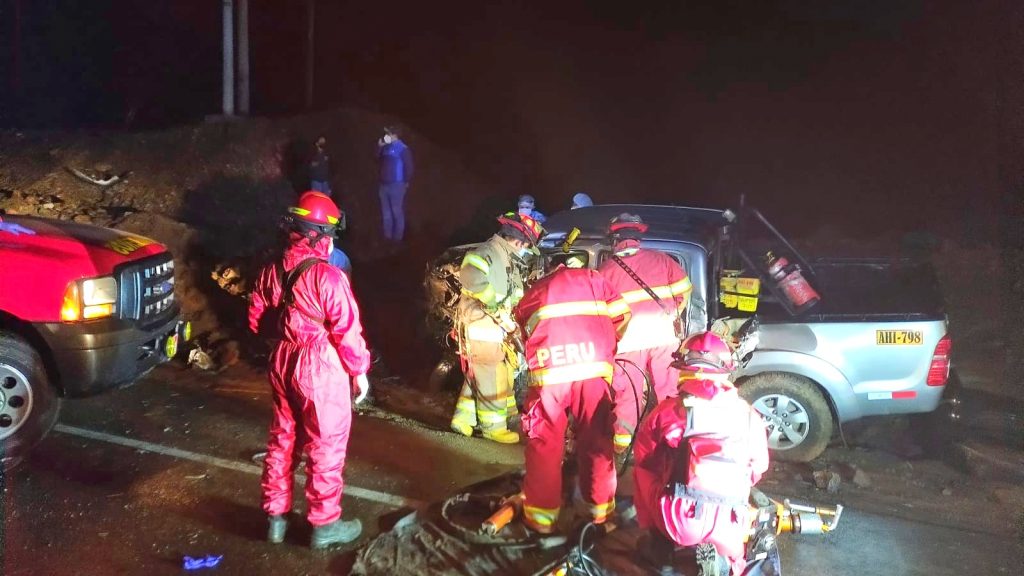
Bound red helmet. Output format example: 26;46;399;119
288;191;343;233
497;212;544;246
677;331;736;374
608;212;648;241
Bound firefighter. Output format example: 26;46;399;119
513;265;632;533
248;192;372;549
597;213;692;453
450;213;544;444
633;332;769;575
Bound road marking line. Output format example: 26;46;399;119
54;424;424;509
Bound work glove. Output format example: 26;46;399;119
496;311;518;334
0;221;35;235
353;374;370;405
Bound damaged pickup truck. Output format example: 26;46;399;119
426;204;956;461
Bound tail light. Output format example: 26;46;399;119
926;335;952;386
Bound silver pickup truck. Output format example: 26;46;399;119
427;204;956;461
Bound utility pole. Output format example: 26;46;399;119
12;0;22;95
222;0;235;116
306;0;315;109
237;0;250;115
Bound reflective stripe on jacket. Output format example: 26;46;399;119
458;234;526;319
514;267;630;387
597;248;691;353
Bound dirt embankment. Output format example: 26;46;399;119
2;110;1021;406
0;109;491;374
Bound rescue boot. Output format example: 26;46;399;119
267;514;288;544
310;518;363;549
694;542;724;576
450;421;474;437
482;429;520;444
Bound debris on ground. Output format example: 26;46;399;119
188;347;216;371
211;265;247;296
65;166;132;187
813;469;841;493
851;467;872;489
183;555;223;571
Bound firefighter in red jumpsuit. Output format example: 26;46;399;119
513;265;631;533
248;192;372;549
633;332;769;575
597;213;692;453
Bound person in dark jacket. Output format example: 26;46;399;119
309;135;332;196
377;127;414;241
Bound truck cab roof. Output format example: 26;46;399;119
538;204;729;250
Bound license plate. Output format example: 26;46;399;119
876;330;923;345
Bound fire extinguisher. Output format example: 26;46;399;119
765;252;820;310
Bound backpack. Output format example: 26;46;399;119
257;257;325;340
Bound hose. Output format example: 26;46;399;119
613;358;652;477
564;522;605;576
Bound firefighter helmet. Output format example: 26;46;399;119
608;212;648;241
677;331;737;374
497;212;544;246
287;191;343;236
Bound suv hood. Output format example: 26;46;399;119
0;215;167;275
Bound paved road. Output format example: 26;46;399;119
3;365;1018;575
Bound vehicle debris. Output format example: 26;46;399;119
188;347;216;371
182;555;223;570
65;166;132;187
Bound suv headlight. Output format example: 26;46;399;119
61;276;118;321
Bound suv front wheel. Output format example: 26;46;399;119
0;331;61;469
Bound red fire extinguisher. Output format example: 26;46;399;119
765;252;820;310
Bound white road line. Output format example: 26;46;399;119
54;424;424;509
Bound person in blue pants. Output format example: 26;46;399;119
376;127;414;242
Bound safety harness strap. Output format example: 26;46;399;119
275;257;328;326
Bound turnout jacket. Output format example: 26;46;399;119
514;267;631;387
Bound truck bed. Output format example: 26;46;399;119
759;258;945;323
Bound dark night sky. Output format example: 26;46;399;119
2;0;1021;241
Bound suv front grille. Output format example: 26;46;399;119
119;253;176;324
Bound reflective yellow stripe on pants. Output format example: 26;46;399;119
589;499;616;524
524;503;560;530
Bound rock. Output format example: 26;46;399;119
941;487;953;496
951;442;1024;482
214;340;241;368
813;469;841;492
852;468;872;488
188;347;216;371
826;472;841;493
72;214;92;223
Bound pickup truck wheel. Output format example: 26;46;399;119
739;372;833;462
0;332;61;469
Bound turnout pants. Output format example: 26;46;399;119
262;341;353;527
611;344;680;452
521;377;616;532
451;317;517;433
656;492;751;576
